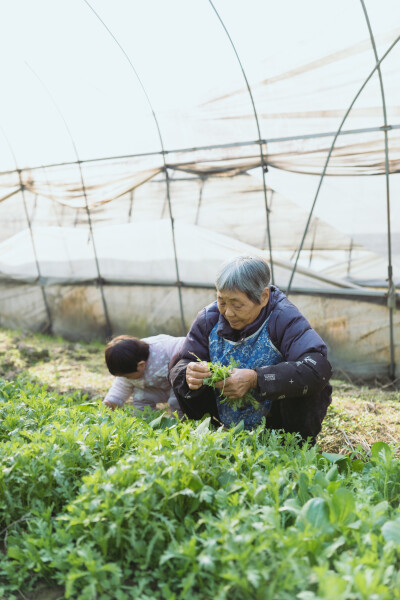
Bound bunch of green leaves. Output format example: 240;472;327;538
191;353;259;410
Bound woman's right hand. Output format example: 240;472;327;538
186;361;211;390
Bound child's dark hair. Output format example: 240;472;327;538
105;335;150;376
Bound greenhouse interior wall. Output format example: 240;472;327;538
0;0;399;381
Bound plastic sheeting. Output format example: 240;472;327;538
0;221;361;289
0;0;399;376
0;222;397;380
1;1;400;165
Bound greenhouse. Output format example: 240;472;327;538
0;0;399;379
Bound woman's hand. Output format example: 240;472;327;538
214;368;258;399
186;361;211;390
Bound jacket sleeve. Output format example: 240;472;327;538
169;357;197;400
255;351;332;402
168;311;220;427
168;307;211;401
255;303;332;401
103;377;134;407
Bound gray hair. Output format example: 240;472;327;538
215;255;271;304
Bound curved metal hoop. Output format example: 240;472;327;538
286;34;400;296
83;0;186;335
26;62;112;338
359;0;395;377
208;0;275;283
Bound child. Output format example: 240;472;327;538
103;334;185;418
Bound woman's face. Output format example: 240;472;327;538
217;287;269;330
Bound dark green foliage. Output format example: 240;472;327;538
1;377;400;599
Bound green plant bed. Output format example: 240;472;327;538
1;377;400;600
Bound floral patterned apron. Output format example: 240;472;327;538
208;316;282;428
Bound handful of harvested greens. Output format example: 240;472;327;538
190;353;259;411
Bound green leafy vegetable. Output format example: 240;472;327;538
1;376;400;599
190;353;259;410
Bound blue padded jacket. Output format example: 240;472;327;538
169;285;332;442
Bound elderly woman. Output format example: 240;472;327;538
169;255;332;443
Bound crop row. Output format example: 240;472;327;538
1;378;400;599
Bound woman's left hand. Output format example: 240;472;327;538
214;368;258;399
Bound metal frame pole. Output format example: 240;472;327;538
195;177;206;226
128;189;134;221
360;0;395;378
286;34;400;298
18;175;53;332
0;127;53;332
84;0;186;335
1;123;400;176
25;63;112;338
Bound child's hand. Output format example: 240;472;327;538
104;400;118;411
186;361;211;390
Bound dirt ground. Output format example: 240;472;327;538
0;327;399;455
